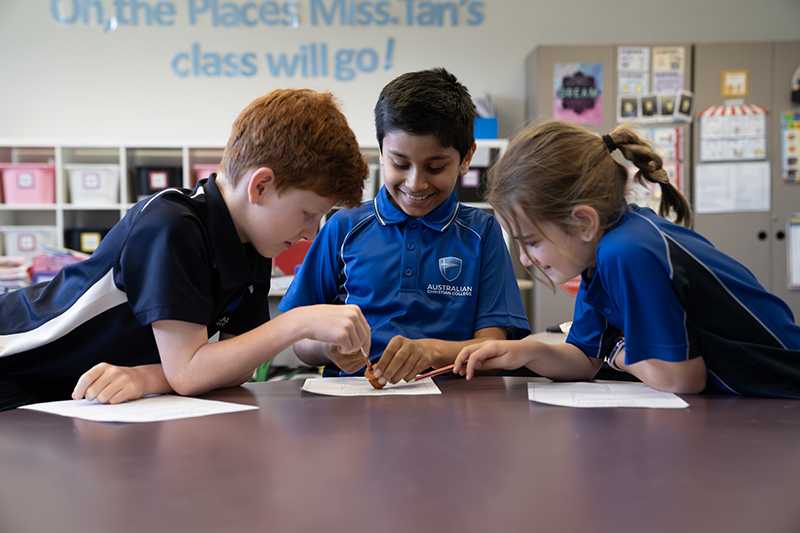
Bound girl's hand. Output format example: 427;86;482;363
454;340;535;380
72;363;146;404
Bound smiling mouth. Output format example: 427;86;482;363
400;190;436;202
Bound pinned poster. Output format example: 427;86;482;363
700;104;767;161
618;46;650;96
554;63;604;125
782;111;800;183
627;127;683;212
789;215;800;289
618;96;639;120
721;69;748;98
652;46;685;94
694;161;770;214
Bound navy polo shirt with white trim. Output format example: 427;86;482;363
0;176;270;403
279;186;530;375
566;204;800;397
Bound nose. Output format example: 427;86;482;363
519;249;535;268
404;168;429;192
301;218;320;240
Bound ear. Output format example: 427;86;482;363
459;143;477;175
246;167;276;205
570;205;600;242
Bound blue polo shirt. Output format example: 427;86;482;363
567;204;800;397
279;186;530;375
0;176;270;405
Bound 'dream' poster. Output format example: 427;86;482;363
554;63;604;125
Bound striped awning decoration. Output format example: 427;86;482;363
700;103;767;117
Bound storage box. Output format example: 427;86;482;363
134;166;182;200
0;163;56;204
0;226;57;258
30;253;82;284
474;117;499;139
455;168;488;203
192;164;219;185
64;227;109;254
65;164;120;205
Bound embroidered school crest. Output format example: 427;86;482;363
438;257;463;282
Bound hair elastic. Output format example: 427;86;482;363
602;134;618;153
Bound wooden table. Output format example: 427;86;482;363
2;377;799;533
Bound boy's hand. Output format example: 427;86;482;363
328;346;370;374
373;336;434;385
72;363;146;404
300;304;371;356
453;340;534;380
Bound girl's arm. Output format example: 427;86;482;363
612;350;706;393
454;336;603;381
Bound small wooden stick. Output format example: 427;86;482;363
414;364;456;381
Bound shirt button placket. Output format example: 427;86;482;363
402;223;419;289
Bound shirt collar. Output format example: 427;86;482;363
580;204;633;306
202;175;258;289
373;186;460;232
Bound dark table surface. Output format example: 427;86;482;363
2;376;799;533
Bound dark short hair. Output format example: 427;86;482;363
374;68;476;161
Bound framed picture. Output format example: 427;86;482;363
640;95;658;120
660;94;676;117
675;90;694;122
618;96;639;120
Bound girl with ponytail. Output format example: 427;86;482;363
454;121;800;398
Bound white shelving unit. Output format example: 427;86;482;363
0;139;506;253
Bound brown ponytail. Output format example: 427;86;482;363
487;121;693;285
606;126;693;227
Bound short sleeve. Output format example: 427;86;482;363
278;217;344;312
119;212;213;326
474;218;531;338
565;283;621;359
601;243;689;364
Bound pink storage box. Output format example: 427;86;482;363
192;164;219;185
0;163;56;204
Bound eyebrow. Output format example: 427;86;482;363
513;233;539;241
387;150;450;161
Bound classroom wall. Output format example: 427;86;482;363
1;0;799;145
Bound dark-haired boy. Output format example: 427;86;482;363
280;68;529;385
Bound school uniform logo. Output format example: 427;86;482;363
428;256;472;297
438;257;463;282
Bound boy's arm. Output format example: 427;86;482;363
372;327;506;385
153;304;370;396
292;339;330;366
71;330;281;404
72;363;173;403
293;339;374;374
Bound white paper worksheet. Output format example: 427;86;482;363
528;381;688;409
19;395;259;422
302;377;441;397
